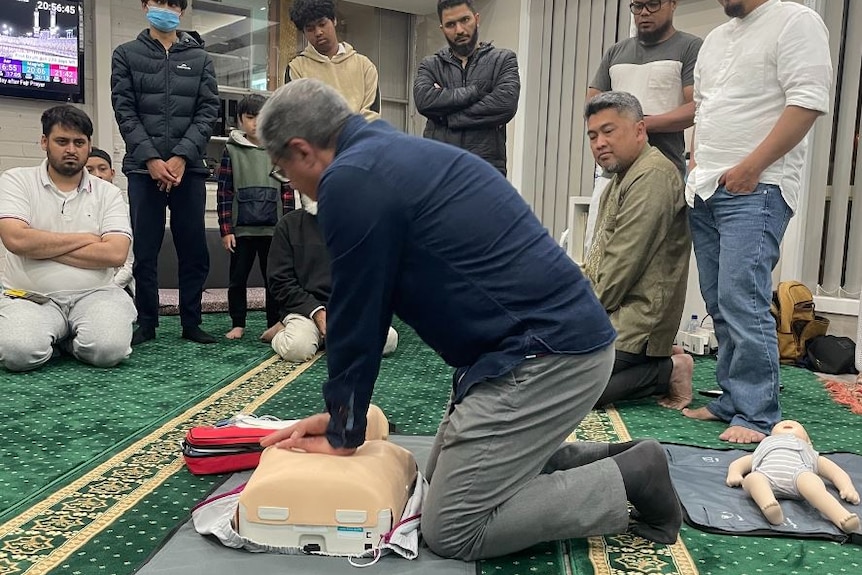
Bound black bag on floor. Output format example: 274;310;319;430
806;335;858;375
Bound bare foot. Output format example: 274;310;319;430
761;500;784;525
659;354;694;410
672;345;685;355
260;321;284;343
682;406;720;421
840;514;860;533
225;327;245;340
719;425;766;444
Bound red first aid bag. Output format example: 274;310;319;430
181;426;274;475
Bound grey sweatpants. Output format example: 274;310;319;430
0;286;137;371
422;346;630;561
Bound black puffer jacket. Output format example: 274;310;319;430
414;43;520;175
111;30;219;175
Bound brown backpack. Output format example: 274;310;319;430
770;281;830;364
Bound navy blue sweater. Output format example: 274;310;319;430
319;116;615;448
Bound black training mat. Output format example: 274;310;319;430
664;443;862;543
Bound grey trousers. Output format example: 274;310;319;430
422;346;630;561
0;286;137;371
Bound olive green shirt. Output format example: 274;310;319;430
585;145;690;356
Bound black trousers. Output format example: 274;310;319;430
594;349;673;407
128;173;209;329
228;235;280;328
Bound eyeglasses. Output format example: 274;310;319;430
269;165;290;184
629;0;665;15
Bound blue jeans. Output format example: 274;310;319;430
689;184;792;435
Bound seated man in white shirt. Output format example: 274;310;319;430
0;105;137;372
86;147;135;292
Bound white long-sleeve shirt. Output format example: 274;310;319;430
686;0;832;212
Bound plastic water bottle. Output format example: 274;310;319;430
686;314;699;333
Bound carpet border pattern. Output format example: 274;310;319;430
0;354;319;575
575;407;698;575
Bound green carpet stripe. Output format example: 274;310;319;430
0;351;314;575
0;314;273;525
621;358;862;454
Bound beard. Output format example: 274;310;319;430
448;29;479;58
638;19;673;45
48;155;85;177
600;160;624;174
723;2;746;17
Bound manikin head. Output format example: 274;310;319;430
770;420;811;443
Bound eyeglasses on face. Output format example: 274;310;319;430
630;0;665;15
269;165;290;184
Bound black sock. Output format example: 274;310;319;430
131;325;156;346
182;327;217;344
608;439;646;457
612;439;681;544
542;439;648;474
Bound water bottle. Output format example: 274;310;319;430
686;314;699;333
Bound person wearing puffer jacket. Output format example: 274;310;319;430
413;0;520;176
111;0;219;346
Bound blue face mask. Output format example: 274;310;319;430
147;6;181;32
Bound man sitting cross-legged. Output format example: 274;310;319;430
86;147;135;293
0;106;136;372
583;91;693;410
261;194;397;362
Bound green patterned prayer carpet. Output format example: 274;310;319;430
3;324;861;575
0;312;272;525
612;356;862;575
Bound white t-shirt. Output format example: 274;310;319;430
687;0;832;212
0;160;132;294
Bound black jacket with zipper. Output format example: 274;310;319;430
413;42;520;175
111;30;219;175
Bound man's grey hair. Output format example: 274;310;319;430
584;91;644;122
257;78;353;161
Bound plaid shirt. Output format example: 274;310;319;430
216;147;295;236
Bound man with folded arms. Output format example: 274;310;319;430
0;106;136;371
